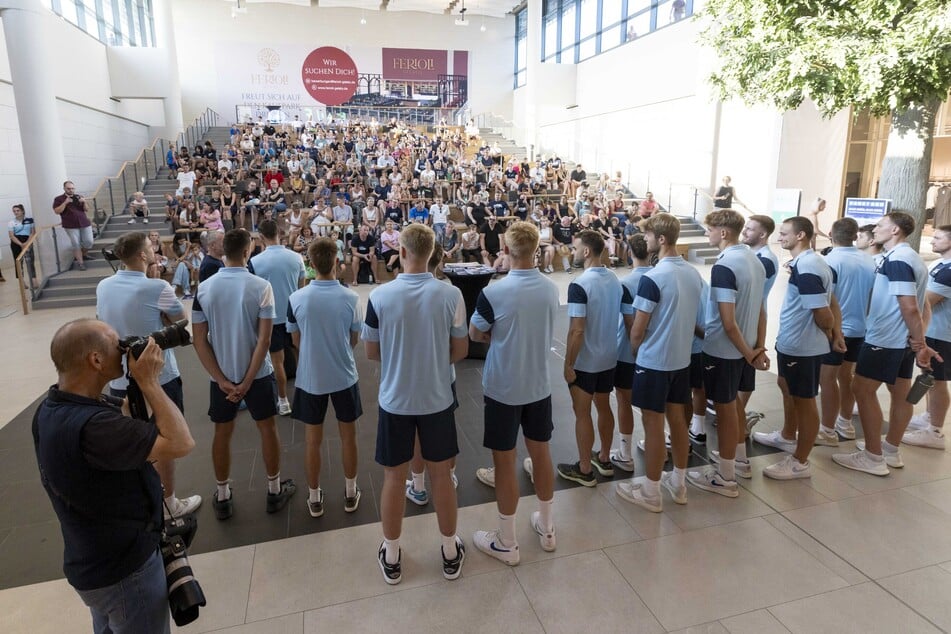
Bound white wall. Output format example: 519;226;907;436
171;0;513;125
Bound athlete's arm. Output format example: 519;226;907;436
628;310;650;358
717;301;765;367
898;295;943;367
192;321;239;395
234;317;273;401
564;316;585;384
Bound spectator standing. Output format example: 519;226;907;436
8;204;36;285
52;180;94;270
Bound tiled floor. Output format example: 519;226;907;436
3;258;951;633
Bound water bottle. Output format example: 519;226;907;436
906;371;935;405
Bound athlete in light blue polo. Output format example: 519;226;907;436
192;229;295;520
756;217;842;480
361;224;469;585
558;230;633;487
287;238;363;517
817;218;875;443
470;222;560;565
833;212;941;476
96;231;200;519
249;219;306;415
617;214;702;512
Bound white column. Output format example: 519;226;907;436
522;0;542;155
151;0;184;143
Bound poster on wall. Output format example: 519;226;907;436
770;188;802;225
844;197;891;223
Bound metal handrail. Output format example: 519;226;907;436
15;222;61;315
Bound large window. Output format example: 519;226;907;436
515;8;528;88
541;0;693;63
40;0;156;48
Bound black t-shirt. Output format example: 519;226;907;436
481;222;505;254
554;223;577;245
570;169;586;183
351;234;375;256
82;409;158;471
715;185;734;208
199;255;224;282
490;200;509;217
470;202;487;225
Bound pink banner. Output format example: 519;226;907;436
382;48;448;81
453;50;469;77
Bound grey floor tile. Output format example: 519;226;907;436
877;565;951;632
174;545;255;633
203;612;302;634
719;608;790;633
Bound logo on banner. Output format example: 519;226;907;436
257;48;281;72
301;46;358;106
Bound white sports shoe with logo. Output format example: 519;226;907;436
763;455;812;480
902;427;946;450
473;529;519;565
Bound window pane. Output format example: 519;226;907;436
601;25;622;52
561;2;576;50
579;0;597;38
83;5;99;38
602;0;623;29
626;10;651;40
117;0;130;42
516;39;527;71
60;0;79;24
579;37;596;61
663;0;688;24
544;17;558;59
626;0;651;18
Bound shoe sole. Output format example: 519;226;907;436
609;458;636;473
902;439;946;450
754;438;797;453
378;560;401;585
406;493;429;506
831;455;889;476
835;428;856;440
590;462;614;477
345;490;361;513
688;435;706;444
763;468;812;480
476;472;496;488
615;486;662;512
557;469;597;487
686;477;739;498
308;506;324;517
814;437;840;447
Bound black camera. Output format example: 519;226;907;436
119;320;191;360
160;514;206;627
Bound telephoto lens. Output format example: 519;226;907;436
161;516;206;626
120;320;192;360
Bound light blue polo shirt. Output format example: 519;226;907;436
692;280;710;354
865;242;928;349
192;267;276;382
633;257;704;371
96;270;185;390
756;245;779;304
249;245;305;325
926;259;951;343
776;249;833;357
617;266;652;364
362;273;466;415
825;246;875;338
286;280;362;395
568;267;633;373
471;269;559;405
703;244;765;359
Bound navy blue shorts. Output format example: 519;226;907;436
375;405;459;467
701;353;745;404
292;383;363;424
689;353;704;390
269;323;292;353
738;360;756;393
613;361;635;390
631;365;691;413
110;376;184;416
777;352;823;399
571;368;615;395
855;344;914;385
821;336;863;366
483;395;553;451
208;374;277;423
927;337;951;381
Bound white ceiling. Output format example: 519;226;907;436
229;0;518;18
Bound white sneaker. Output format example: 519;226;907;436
907;412;933;432
686;467;739;498
815;428;840;447
127;218;135;224
164;494;203;519
473;529;519;565
834;416;857;439
709;450;752;479
616;481;663;512
476;467;496;488
763;454;812;480
832;450;890;476
855;439;904;468
143;218;149;224
277;398;292;416
745;411;765;434
902;427;946;450
523;457;535;484
609;449;635;473
660;471;687;504
752;430;798;453
530;511;556;552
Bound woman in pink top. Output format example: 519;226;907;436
199;204;224;232
380;220;401;272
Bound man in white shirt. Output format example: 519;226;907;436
430;196;450;240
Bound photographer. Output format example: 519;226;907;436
33;319;194;633
96;232;202;519
52;181;94;271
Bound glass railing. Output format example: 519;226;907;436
14;223;74;315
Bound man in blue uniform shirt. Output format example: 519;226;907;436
287;238;364;517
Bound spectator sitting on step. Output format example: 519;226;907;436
638;191;658;218
128;192;149;225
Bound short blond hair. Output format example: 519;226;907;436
399;223;435;260
640;213;681;245
504;221;540;259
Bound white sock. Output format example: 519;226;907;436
619;434;633;460
450;466;456;480
671;467;686;489
279;395;289;404
216;480;231;502
308;487;322;504
537;498;553;531
411;471;425;492
384;538;400;565
735;442;748;462
718;458;736;481
820;423;836;434
932;425;944;435
267;473;281;495
642;477;660;497
345;477;357;497
794;456;808;467
836;415;853;426
441;534;458;559
883;439;900;454
864;450;884;461
498;513;516;546
164;493;176;506
690;414;705;435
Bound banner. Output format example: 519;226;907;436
382;48;448;82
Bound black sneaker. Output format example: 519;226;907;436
442;537;466;580
344;486;361;513
590;451;614;477
688;429;707;443
378;542;402;585
266;479;297;513
307;489;324;518
212;490;233;521
556;462;597;487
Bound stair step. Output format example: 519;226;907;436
45;270;110;287
32;295;98;310
41;284;101;299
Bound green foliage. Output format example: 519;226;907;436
700;0;951;117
